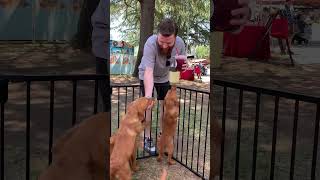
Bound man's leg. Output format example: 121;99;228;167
144;108;152;139
143;82;170;155
139;80;156;155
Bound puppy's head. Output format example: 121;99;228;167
164;86;179;107
126;97;154;130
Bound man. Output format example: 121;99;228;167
138;18;185;155
139;0;251;154
91;0;110;112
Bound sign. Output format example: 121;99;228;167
110;40;135;75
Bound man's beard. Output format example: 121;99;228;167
157;43;174;57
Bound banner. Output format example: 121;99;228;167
110;40;135;75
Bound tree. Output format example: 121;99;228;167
133;0;156;77
111;0;210;76
71;0;100;50
195;45;209;59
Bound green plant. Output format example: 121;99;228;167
195;45;209;59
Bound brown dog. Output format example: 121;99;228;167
110;97;153;180
110;132;140;172
157;86;179;165
38;112;110;180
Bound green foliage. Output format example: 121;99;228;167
195;45;209;59
110;0;210;47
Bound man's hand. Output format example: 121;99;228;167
230;0;251;34
146;97;155;110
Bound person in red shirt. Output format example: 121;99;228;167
195;63;202;79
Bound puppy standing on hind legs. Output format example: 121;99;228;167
157;86;179;165
110;97;153;180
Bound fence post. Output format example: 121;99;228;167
0;79;8;104
0;79;8;180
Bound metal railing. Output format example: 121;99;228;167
0;74;107;180
213;78;320;180
1;75;319;180
111;84;210;179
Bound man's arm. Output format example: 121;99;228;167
144;67;154;97
141;41;156;98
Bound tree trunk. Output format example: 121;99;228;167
132;0;155;77
71;0;100;50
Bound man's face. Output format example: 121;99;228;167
157;34;176;56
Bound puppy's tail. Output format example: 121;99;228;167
160;168;167;180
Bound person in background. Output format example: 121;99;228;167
91;0;110;112
292;14;309;45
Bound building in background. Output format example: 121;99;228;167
110;40;135;75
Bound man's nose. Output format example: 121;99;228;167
162;44;168;49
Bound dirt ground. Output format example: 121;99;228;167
1;43;320;179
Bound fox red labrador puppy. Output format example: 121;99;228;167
157;86;179;165
38;97;152;180
38;112;110;180
110;132;140;172
110;97;153;180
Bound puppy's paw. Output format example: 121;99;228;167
157;156;163;162
132;165;139;172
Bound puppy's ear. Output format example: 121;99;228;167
138;110;146;121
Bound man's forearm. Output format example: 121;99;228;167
144;68;154;97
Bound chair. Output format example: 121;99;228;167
270;17;294;65
250;11;294;66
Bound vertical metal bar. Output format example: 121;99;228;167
132;87;135;102
191;92;198;169
48;81;54;165
251;92;261;180
125;87;128;113
311;103;320;180
197;94;204;173
72;80;77;126
181;90;187;162
176;88;182;158
26;81;31;180
235;89;243;180
117;87;120;128
220;87;227;180
270;96;280;180
149;95;153;152
1;102;4;180
186;91;192;165
290;100;299;180
93;80;98;114
203;96;210;176
155;100;159;154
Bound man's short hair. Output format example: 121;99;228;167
157;18;178;37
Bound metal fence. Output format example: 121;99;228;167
111;84;210;179
213;79;320;180
0;75;106;180
1;75;319;180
